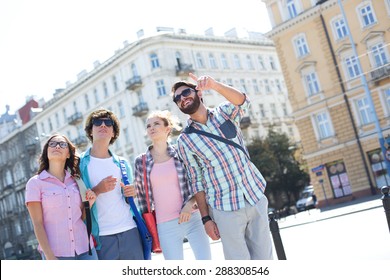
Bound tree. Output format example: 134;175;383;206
247;129;309;209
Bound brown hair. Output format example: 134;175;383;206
37;134;80;178
84;108;120;145
171;81;197;102
147;110;182;137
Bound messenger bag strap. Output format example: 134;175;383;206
184;126;250;160
142;154;151;213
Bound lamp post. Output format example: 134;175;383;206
337;0;390;194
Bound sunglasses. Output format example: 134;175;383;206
173;88;195;104
48;141;68;149
92;118;114;127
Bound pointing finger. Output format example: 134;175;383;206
188;72;198;82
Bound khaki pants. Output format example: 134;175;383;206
209;194;274;260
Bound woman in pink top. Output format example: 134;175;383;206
134;111;211;260
25;134;98;260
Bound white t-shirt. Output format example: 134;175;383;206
88;156;136;236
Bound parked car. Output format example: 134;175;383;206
296;186;317;212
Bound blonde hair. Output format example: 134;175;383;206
146;110;182;136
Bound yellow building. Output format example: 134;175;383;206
262;0;390;206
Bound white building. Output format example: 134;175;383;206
33;29;299;162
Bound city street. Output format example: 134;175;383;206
152;195;390;260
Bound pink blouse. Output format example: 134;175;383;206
25;170;94;257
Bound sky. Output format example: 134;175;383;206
0;0;272;114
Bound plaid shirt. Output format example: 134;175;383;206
134;145;193;214
177;95;267;212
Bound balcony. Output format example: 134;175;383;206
240;116;251;129
72;135;89;149
369;63;390;84
68;112;83;126
126;76;143;91
26;143;36;155
132;102;149;117
176;63;194;77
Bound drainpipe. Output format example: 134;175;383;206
319;14;376;194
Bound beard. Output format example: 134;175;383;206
179;92;201;115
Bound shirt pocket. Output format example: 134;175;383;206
71;185;82;204
42;189;64;208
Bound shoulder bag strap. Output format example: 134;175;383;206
72;174;92;255
184;126;250;160
119;160;144;222
142;154;151;213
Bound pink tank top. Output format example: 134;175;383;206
150;158;183;224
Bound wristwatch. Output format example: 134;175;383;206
201;215;212;225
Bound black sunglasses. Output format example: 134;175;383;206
48;141;68;149
173;88;195;104
92;118;114;127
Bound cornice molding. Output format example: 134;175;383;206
265;0;338;38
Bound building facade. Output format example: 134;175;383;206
262;0;390;206
0;28;299;259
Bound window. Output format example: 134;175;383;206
275;79;282;92
150;53;160;69
94;88;99;104
287;0;298;19
103;82;108;98
314;112;333;139
240;79;247;92
48;118;53;132
112;75;118;92
345;55;361;79
270;103;277;117
131;63;139;76
123;127;130;144
209;54;218;69
62;108;67;123
156;80;166;97
264;79;270;94
196;53;204;68
55;113;60;128
371;43;388;67
233;55;241;69
246;55;254;70
73;101;78;112
118;101;125;118
293;34;309;58
356;97;374;125
252;79;259;94
384;88;390;115
269;56;277;70
358;3;377;28
85;94;90;109
282;103;288;116
304;72;320;96
259;104;266;118
221;54;229;69
258;56;266;70
332;17;348;40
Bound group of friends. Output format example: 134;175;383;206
25;73;274;260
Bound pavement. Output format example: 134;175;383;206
151;193;388;260
277;193;385;228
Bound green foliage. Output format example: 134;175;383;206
247;129;309;207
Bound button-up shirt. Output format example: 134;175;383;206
177;95;267;211
25;170;93;257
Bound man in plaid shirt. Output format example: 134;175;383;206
172;73;274;260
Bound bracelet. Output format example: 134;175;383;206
201;215;212;225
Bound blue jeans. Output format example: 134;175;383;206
41;248;98;260
157;211;211;260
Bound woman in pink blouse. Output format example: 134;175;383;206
134;111;211;260
25;134;97;260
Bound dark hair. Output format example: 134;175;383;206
171;81;197;102
84;108;120;145
37;134;80;178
